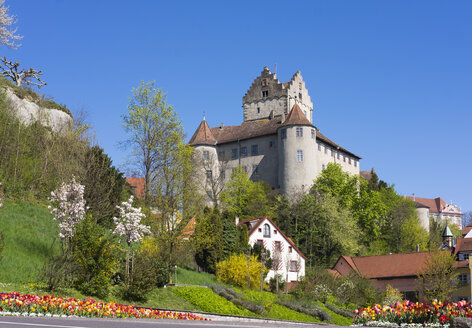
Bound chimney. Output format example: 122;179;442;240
235;216;239;225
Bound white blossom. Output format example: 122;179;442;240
0;0;22;48
48;177;86;239
113;195;150;244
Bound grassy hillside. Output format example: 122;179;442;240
0;200;59;283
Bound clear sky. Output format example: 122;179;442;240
4;1;471;212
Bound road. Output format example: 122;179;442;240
0;316;351;328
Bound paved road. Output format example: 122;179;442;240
0;316;351;328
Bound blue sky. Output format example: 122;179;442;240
4;1;471;212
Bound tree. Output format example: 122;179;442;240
82;146;127;228
192;207;223;273
0;57;46;88
417;250;457;302
48;177;87;247
463;211;472;227
0;1;22;48
216;253;266;289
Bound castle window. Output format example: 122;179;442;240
218;151;225;160
324;146;328;154
220;170;225;179
331;149;334;157
269;141;274;148
317;143;321;151
299;82;302;90
354;160;357;167
257;107;260;114
253;164;259;174
299;93;302;100
281;129;287;139
232;149;238;159
262;90;269;97
337;152;340;160
241;146;247;157
311;129;315;139
206;170;212;180
343;155;346;162
296;127;303;137
297;150;303;162
263;224;270;237
262;79;268;86
203;150;209;160
349;157;352;165
251;145;258;156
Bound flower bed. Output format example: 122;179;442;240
0;292;208;320
354;300;472;326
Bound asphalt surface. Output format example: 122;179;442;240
0;316;352;328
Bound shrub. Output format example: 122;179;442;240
269;274;286;293
383;284;403;306
278;299;332;322
324;302;354;318
210;285;264;314
172;286;254;316
216;253;266;289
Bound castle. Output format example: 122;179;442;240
189;67;360;197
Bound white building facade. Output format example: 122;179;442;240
239;217;306;282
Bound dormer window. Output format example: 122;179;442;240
262;90;269;97
263;224;270;237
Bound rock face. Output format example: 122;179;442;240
453;317;472;328
3;88;73;133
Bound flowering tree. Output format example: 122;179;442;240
113;195;151;278
48;177;86;243
0;0;22;48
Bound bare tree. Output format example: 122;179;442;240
272;241;284;293
0;57;47;88
194;151;228;207
0;0;22;48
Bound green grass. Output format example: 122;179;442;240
176;267;219;286
319;302;353;326
131;287;198;311
0;200;60;283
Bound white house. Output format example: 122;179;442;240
238;216;306;283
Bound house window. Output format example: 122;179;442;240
258;228;262;232
458;274;470;286
311;129;315;139
290;261;298;272
463;253;470;261
296;127;303;137
206;170;212;180
281;129;287;139
257;107;260;114
262;90;269;97
274;241;281;251
263;224;270;238
241;146;247;157
274;229;277;234
256;239;263;246
288;246;292;253
318;143;321;151
218;151;225;160
251;145;258;156
232;149;238;159
297;150;303;162
203;150;209;160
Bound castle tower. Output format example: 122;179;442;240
277;104;317;193
243;67;314;123
189;119;219;204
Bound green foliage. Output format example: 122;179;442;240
318;302;353;326
209;285;265;314
220;166;273;219
418;250;457;302
175;267;219;286
82;146;128;228
192;207;223;273
221;210;248;258
269;274;285;293
0;200;60;283
72;216;120;299
266;304;321;322
383;284;403;306
216;253;266;289
278;298;332;322
172;286;255;316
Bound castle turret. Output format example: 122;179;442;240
277;104;317;193
189;119;219;204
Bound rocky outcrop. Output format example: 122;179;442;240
2;87;73;133
453;317;472;328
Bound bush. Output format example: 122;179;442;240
278;299;332;322
216;253;266;289
172;286;255;316
269;274;286;293
324;302;354;318
210;285;264;314
383;284;403;306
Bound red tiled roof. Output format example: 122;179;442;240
180;216;196;239
189;120;217;146
405;196;461;215
337;252;434;279
462;227;472;237
126;177;145;200
280;104;313;127
455;238;472;254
